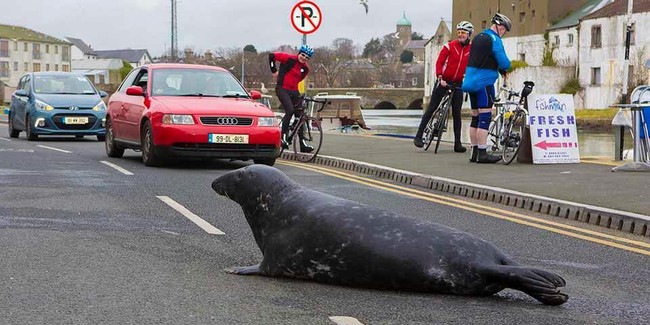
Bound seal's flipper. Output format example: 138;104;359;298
485;265;568;305
225;264;261;275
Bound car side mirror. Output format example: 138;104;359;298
249;90;262;100
99;90;108;98
15;89;28;97
126;86;145;96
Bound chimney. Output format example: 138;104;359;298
204;50;213;60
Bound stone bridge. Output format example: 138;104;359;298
305;88;425;109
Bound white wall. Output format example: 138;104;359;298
502;34;546;66
0;40;71;89
549;27;579;66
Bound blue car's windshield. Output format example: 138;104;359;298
151;69;249;97
33;75;96;95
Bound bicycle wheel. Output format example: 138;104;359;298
502;111;526;165
486;114;503;155
422;95;449;151
293;116;323;162
433;104;450;154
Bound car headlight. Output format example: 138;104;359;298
93;101;107;111
35;99;54;111
162;114;195;125
258;117;277;127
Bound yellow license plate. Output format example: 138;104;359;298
64;117;88;124
209;134;249;144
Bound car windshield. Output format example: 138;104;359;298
151;68;249;97
33;75;96;95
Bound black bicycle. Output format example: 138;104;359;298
421;84;454;153
279;96;330;162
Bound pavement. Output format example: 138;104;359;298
1;111;647;237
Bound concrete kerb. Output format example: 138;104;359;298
281;152;650;238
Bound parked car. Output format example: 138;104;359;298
105;63;281;166
8;72;108;141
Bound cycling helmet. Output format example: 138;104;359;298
491;13;512;32
298;44;314;58
456;21;474;36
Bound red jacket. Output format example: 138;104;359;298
268;52;309;91
435;40;470;84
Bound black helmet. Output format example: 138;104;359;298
491;13;512;32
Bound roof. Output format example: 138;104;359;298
405;40;428;50
582;0;650;20
404;63;424;74
65;37;95;55
397;12;412;26
71;58;123;70
0;24;69;44
93;49;151;63
549;0;614;30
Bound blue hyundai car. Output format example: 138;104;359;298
8;72;108;141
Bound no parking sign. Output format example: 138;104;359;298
291;1;322;34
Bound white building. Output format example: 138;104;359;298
66;37;97;60
579;0;650;108
93;49;152;68
423;19;452;106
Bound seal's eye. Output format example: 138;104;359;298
237;170;244;180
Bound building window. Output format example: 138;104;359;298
554;35;560;47
532;10;535;18
24;62;28;71
591;67;601;86
519;12;525;23
62;46;70;61
568;34;574;46
437;35;443;45
46;63;50;71
24;42;28;51
13;62;18;71
0;40;8;57
519;53;526;61
33;44;41;59
591;25;602;48
55;64;59;71
62;64;70;72
55;45;59;54
33;63;41;72
13;41;18;51
45;44;50;54
0;61;9;77
481;20;487;29
412;77;418;86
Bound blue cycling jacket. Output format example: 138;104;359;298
462;28;511;93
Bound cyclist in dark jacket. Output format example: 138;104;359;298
462;13;512;163
269;44;313;152
414;20;474;153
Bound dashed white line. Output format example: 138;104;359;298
156;196;225;235
329;316;365;325
100;160;134;175
36;145;72;153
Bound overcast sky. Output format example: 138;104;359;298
0;0;453;56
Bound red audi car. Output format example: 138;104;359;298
105;63;280;166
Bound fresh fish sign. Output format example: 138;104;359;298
528;94;580;164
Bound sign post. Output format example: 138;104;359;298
291;1;321;94
528;94;580;164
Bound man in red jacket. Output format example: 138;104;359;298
414;21;474;153
269;44;313;151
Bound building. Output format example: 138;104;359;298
71;58;123;92
423;19;453;105
93;49;152;67
0;24;72;102
395;12;413;57
579;0;650;108
66;37;97;60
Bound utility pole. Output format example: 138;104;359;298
171;0;178;62
617;0;634;160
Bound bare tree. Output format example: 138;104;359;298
311;47;347;87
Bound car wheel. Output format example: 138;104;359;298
25;115;38;141
8;112;20;138
141;121;163;167
97;135;106;141
253;158;276;166
105;118;124;158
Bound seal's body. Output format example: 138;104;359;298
212;165;568;305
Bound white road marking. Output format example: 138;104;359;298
0;137;11;141
329;316;365;325
156;196;225;235
100;160;134;175
36;145;72;153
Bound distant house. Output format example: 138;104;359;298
71;58;123;92
93;49;152;67
66;37;97;60
404;63;425;88
0;24;72;102
404;40;427;63
424;19;452;105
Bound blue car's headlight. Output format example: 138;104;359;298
162;114;195;125
35;99;54;111
93;101;107;112
258;117;277;127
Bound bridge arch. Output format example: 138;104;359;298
374;101;397;109
407;98;423;109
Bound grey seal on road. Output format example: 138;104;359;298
212;165;568;305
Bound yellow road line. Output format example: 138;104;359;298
279;160;650;256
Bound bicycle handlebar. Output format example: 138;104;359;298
301;96;331;112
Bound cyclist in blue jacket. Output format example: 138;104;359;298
462;13;512;163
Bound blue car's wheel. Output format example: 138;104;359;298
8;112;19;138
25;115;38;141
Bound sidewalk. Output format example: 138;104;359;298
282;132;650;237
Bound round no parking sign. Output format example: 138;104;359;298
291;1;322;34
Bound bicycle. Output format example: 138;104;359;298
487;81;535;164
421;84;455;153
279;96;330;162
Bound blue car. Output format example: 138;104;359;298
8;72;108;141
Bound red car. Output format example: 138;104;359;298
105;63;280;166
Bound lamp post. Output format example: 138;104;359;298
241;50;245;88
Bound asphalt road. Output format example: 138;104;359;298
1;129;649;324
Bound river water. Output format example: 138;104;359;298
362;109;632;158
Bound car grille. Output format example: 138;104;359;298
172;143;277;154
54;106;94;110
52;114;98;130
199;116;253;126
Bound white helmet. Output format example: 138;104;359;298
456;21;474;36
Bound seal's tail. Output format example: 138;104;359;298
488;265;569;305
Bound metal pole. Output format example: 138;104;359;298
617;0;634;160
241;51;245;87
